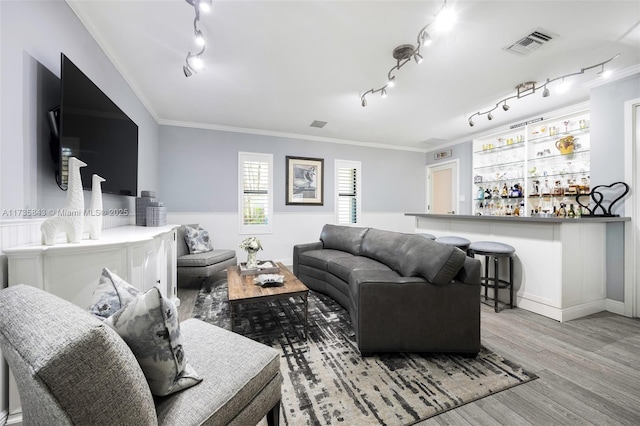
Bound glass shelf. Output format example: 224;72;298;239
474;159;523;170
527;150;590;163
528;127;590;144
473;142;525;155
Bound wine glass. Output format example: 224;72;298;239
563;120;570;132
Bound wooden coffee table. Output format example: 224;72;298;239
227;262;309;339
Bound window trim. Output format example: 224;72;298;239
334;159;362;225
238;152;273;234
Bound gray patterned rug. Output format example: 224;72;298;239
192;275;537;425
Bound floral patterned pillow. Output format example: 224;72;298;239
104;287;202;396
184;225;214;254
88;267;142;319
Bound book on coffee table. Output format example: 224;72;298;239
239;260;280;276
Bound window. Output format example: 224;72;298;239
335;160;361;225
238;152;273;234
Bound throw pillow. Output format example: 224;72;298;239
184;225;214;254
105;286;203;396
398;235;467;285
88;267;142;319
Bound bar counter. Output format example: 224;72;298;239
405;213;630;322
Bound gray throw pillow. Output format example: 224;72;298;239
184;225;214;254
105;286;203;396
88;267;142;319
398;235;467;285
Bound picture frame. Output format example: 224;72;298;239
286;156;324;205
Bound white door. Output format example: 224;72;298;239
426;160;459;214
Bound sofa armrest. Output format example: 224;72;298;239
454;256;482;286
292;241;323;277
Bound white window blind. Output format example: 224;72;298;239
238;152;273;234
335;160;361;225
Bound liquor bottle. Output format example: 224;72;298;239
568;204;576;218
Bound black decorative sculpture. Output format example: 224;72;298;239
576;182;630;217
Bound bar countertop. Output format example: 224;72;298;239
404;213;631;224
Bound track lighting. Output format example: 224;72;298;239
467;53;620;126
421;31;432;46
598;64;612;78
360;0;454;107
381;88;388;98
183;0;212;77
195;30;205;46
387;76;396;88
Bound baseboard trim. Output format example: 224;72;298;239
605;299;627;316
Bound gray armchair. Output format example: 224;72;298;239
0;284;282;425
177;224;237;288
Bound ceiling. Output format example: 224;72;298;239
66;0;640;151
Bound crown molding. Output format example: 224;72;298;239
158;119;429;153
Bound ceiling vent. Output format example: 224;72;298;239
503;28;557;56
310;120;327;128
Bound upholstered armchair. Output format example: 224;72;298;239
0;285;282;425
177;224;237;288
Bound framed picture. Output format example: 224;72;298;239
286;156;324;205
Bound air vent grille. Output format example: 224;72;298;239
504;28;557;56
310;120;327;128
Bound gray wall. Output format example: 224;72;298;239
158;126;427;214
0;0;159;217
591;73;640;301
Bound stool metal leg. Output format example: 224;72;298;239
509;256;514;308
484;255;489;301
493;256;499;313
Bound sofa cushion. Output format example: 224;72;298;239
155;319;281;425
105;287;202;396
361;229;412;272
88;267;142;319
319;224;369;255
298;249;354;271
177;249;236;268
184;225;214;254
0;285;157;425
398;235;467;285
327;256;392;282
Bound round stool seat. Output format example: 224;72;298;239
469;241;515;257
435;236;471;250
417;233;436;240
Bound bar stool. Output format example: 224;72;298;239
434;236;471;252
468;241;515;312
417;233;436;240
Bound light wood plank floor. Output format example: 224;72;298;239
178;285;640;425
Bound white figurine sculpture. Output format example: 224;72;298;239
41;157;87;245
84;174;106;240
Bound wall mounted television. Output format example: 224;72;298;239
48;53;138;196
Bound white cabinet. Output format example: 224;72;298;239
4;225;179;307
473;108;590;216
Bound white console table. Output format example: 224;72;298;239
4;224;179;307
3;224;179;424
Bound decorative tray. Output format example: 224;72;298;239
239;260;280;276
253;274;285;287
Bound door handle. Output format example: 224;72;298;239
447;211;455;214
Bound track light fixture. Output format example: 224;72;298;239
360;0;454;107
183;0;212;77
467;53;620;126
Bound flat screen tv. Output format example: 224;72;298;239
49;53;138;196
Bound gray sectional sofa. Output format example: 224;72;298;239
293;224;481;356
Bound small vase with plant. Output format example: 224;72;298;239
240;237;263;269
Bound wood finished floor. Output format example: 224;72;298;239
178;285;640;425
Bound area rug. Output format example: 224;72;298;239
192;276;537;425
